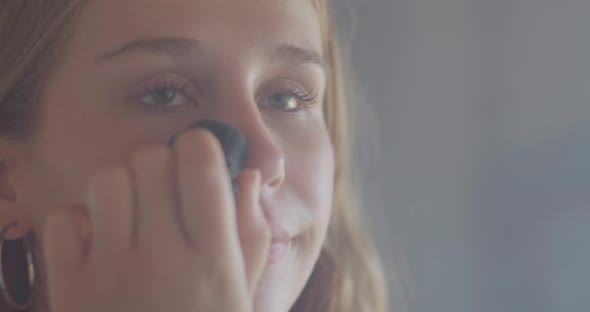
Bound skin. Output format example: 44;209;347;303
0;0;335;311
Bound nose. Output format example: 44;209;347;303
227;111;285;196
239;117;286;195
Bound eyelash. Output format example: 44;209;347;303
277;85;319;106
135;78;320;114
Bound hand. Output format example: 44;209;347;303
42;128;270;312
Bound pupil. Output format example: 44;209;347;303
273;94;294;108
157;90;175;102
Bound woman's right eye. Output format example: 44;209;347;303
136;79;196;113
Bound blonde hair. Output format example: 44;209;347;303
291;1;390;311
0;1;390;311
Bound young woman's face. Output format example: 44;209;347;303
13;0;334;310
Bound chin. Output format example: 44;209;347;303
252;291;291;312
251;235;319;312
252;273;299;312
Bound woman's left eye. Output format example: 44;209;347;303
271;93;300;112
267;86;319;113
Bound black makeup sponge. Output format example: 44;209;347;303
168;119;247;195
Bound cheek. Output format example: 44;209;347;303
285;126;334;229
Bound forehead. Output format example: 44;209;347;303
70;0;322;61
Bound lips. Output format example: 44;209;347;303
269;223;291;244
267;223;292;264
259;196;299;264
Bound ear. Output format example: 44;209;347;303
0;141;33;240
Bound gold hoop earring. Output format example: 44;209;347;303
0;222;34;311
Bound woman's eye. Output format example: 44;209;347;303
140;88;188;110
135;79;194;113
271;93;300;112
267;86;319;114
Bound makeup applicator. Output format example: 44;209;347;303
167;120;247;197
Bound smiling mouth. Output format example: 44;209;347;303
267;223;293;265
268;239;291;265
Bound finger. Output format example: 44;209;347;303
174;128;246;277
130;145;184;251
235;169;270;297
86;166;134;263
43;206;86;311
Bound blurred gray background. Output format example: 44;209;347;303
331;0;590;311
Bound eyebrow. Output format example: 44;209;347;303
96;37;329;73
